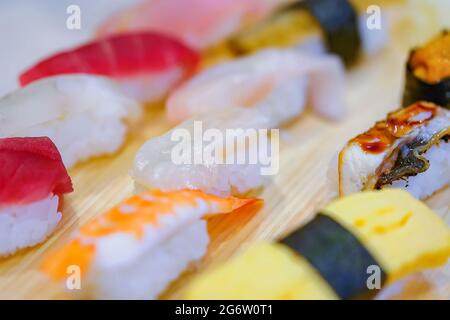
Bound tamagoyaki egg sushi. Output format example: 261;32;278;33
227;0;392;65
0;137;73;257
0;74;141;168
19;32;200;102
338;101;450;199
184;190;450;299
41;189;260;299
166;48;346;125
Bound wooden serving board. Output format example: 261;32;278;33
0;11;449;300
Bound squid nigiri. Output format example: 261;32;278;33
184;190;450;299
166;49;346;125
19;32;200;102
0;137;73;257
0;75;141;168
96;0;286;50
41;189;260;299
338;102;450;199
132;107;275;196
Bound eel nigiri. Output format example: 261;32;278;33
41;189;260;299
184;189;450;299
19;32;200;102
0;137;73;256
0;75;141;168
96;0;286;50
132;107;275;196
402;30;450;109
338;101;450;199
167;49;346;125
227;0;392;65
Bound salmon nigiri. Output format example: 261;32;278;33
96;0;286;50
19;32;200;102
0;137;73;256
41;189;260;299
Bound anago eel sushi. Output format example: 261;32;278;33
184;190;450;299
19;32;200;102
338;102;450;199
41;189;260;299
0;137;73;256
167;48;345;125
96;0;286;50
0;75;141;168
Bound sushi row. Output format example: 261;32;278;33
0;0;448;300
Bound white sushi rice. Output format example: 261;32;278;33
86;220;208;300
0;195;61;256
0;75;141;168
390;141;450;199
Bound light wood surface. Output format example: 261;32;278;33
0;10;448;300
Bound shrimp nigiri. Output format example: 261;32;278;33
96;0;286;50
0;75;141;168
167;49;346;125
19;32;200;102
0;137;73;256
41;189;260;299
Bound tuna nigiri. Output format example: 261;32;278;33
338;102;450;199
19;32;200;102
41;189;260;299
0;137;73;256
166;49;346;125
0;75;141;168
132;107;276;196
96;0;286;50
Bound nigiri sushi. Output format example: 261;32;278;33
167;49;346;125
184;190;450;299
338;102;450;199
402;30;450;109
41;189;260;299
227;0;392;65
0;137;73;257
132;107;276;196
19;32;200;102
0;75;141;168
96;0;287;50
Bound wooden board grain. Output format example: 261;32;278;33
0;10;449;300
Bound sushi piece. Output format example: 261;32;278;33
402;30;450;109
338;102;450;199
96;0;287;50
132;107;275;196
0;75;141;168
228;0;391;65
184;190;450;299
0;137;73;256
41;189;260;299
167;49;346;125
19;32;200;102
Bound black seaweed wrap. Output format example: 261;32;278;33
402;57;450;109
280;214;386;299
292;0;361;65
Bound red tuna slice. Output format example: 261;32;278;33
0;137;73;206
19;31;200;86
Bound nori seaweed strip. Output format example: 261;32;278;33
292;0;361;65
280;214;386;299
402;57;450;109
